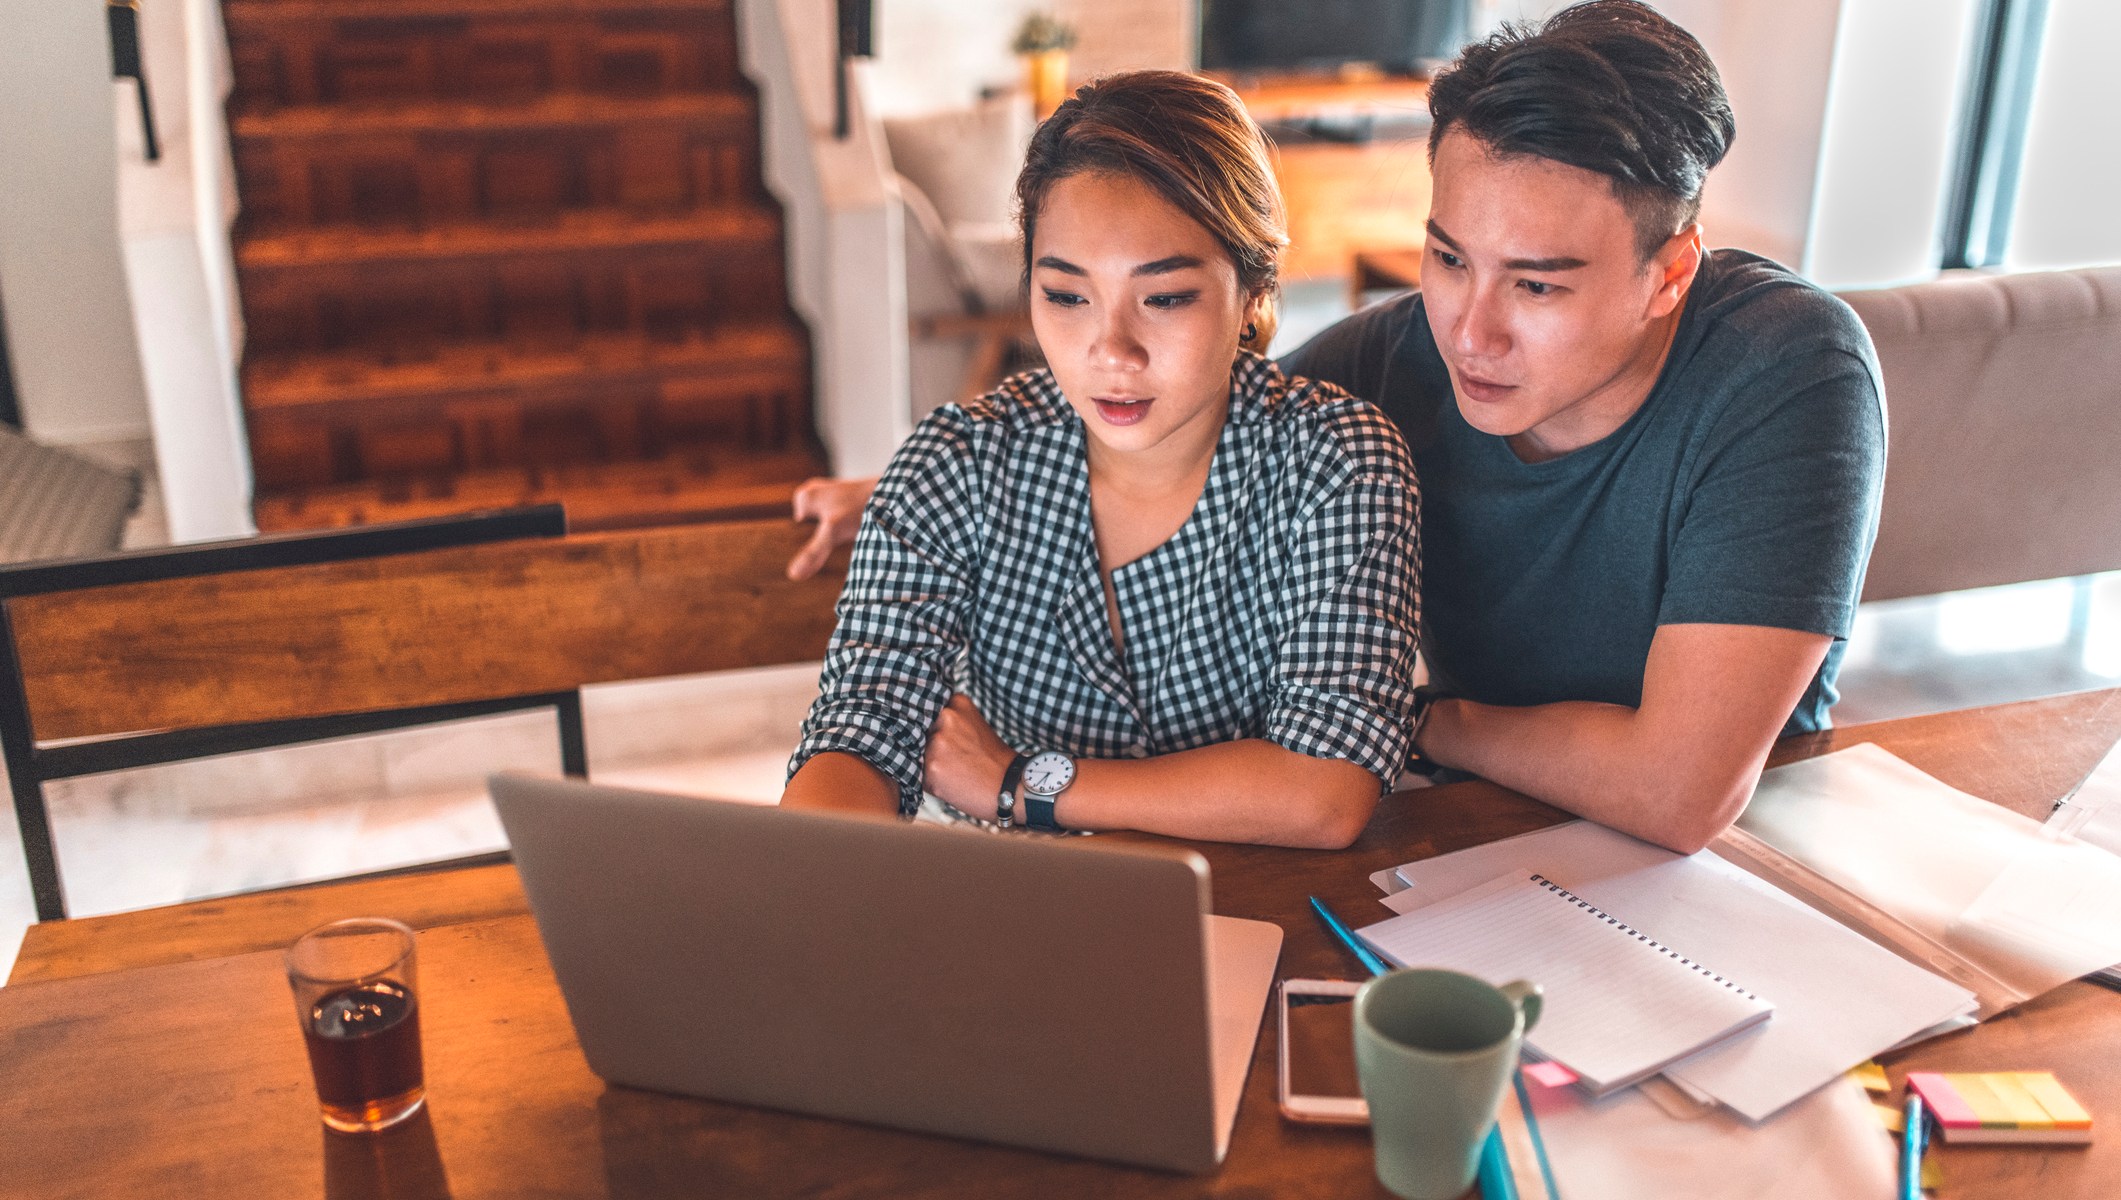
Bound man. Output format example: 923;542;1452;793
787;0;1885;855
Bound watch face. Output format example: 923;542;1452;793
1024;751;1074;795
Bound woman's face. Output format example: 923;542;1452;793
1028;171;1262;467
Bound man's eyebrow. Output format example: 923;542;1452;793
1033;255;1086;276
1426;220;1588;272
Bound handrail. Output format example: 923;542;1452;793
833;0;873;139
107;0;161;163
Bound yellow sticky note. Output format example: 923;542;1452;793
1872;1101;1905;1133
1922;1155;1944;1191
1949;1073;2016;1128
1850;1061;1891;1094
1981;1072;2055;1128
2015;1072;2093;1129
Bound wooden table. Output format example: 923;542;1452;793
5;689;2119;1197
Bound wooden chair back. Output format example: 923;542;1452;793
10;521;844;742
0;511;846;921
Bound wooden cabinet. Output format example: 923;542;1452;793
1230;76;1435;283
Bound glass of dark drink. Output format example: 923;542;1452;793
286;917;426;1134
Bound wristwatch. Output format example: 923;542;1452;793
997;753;1030;828
1021;750;1076;832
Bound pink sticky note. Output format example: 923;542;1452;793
1524;1062;1578;1089
1906;1071;1981;1130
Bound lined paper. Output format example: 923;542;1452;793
1357;870;1773;1094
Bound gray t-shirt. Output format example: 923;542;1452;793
1279;249;1886;733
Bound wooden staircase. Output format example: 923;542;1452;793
223;0;822;531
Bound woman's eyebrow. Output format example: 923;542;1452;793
1133;255;1204;277
1032;255;1206;277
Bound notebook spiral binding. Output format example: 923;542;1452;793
1527;873;1764;1002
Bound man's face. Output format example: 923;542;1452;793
1421;128;1699;460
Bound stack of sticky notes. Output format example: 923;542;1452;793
1905;1071;2093;1145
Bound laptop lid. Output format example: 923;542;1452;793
489;774;1278;1173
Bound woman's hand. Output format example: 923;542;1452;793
923;695;1017;820
787;476;879;580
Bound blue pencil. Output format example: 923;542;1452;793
1307;894;1393;976
1901;1091;1927;1200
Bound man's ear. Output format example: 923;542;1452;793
1645;225;1704;320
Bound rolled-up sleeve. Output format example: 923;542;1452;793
1261;432;1423;790
788;412;983;814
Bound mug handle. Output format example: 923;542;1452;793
1499;979;1543;1033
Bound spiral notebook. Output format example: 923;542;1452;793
1356;869;1774;1095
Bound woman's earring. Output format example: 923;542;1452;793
1242;322;1258;343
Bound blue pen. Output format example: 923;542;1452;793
1307;894;1393;976
1512;1069;1565;1200
1475;1125;1518;1200
1901;1091;1927;1200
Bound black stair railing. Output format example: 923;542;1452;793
108;0;161;163
834;0;874;139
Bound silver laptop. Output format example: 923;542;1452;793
488;774;1282;1173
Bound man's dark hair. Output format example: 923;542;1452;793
1426;0;1735;261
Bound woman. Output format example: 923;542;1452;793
780;71;1419;849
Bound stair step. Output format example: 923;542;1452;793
231;91;752;141
244;321;806;413
226;0;740;111
252;444;823;534
226;0;731;24
237;207;776;271
233;92;764;233
243;324;811;490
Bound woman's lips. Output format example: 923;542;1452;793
1093;397;1154;426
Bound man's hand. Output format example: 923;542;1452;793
923;695;1017;820
787;476;879;580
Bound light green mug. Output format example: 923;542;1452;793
1353;968;1544;1200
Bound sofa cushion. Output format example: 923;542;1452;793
1840;265;2121;601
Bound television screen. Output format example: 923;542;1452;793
1199;0;1473;76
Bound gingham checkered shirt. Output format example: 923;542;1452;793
789;353;1423;816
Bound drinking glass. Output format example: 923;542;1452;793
286;918;427;1133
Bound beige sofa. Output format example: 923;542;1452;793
1838;264;2121;603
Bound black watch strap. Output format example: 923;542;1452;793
998;753;1030;828
1025;790;1063;832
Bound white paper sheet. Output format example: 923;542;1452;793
1525;1073;1896;1200
2051;734;2121;857
1382;819;1977;1122
1746;743;2121;999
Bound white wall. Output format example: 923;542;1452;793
117;0;255;541
867;0;1194;118
0;0;154;445
2005;0;2121;272
740;0;912;477
1805;0;1982;288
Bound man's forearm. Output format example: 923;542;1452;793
1421;697;1760;854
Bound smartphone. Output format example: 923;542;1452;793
1276;978;1369;1124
